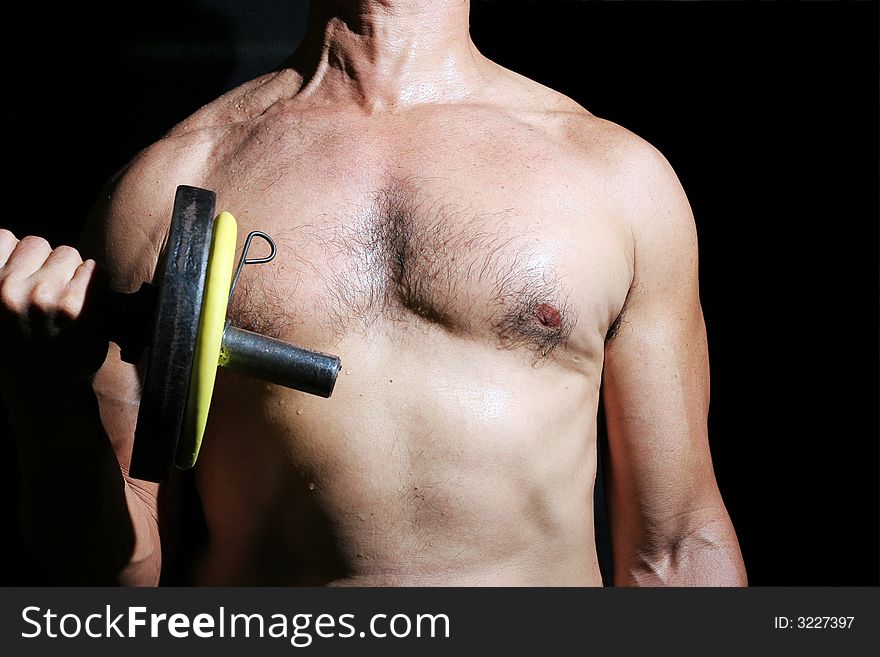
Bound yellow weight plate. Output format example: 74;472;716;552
177;211;237;470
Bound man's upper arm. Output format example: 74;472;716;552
78;147;179;476
600;136;745;585
75;144;194;582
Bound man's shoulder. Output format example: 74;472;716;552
164;69;300;139
542;108;670;186
561;112;683;213
92;70;301;243
491;65;671;182
491;66;690;235
79;72;269;281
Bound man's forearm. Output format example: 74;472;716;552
11;382;159;585
613;517;748;587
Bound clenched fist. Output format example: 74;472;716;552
0;229;110;396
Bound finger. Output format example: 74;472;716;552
60;259;101;321
31;245;83;288
0;229;18;268
0;236;53;318
27;247;85;319
0;235;53;283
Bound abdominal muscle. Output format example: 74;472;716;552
191;325;604;586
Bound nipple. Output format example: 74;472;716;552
535;303;562;329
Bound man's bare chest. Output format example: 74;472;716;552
205;118;632;363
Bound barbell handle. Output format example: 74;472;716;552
219;325;341;398
97;283;159;365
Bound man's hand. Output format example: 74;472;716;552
0;229;160;585
0;230;109;401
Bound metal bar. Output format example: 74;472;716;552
218;325;341;398
100;282;159;365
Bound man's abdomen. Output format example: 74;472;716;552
193;329;604;586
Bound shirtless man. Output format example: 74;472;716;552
0;0;747;586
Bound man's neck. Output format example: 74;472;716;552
290;0;482;109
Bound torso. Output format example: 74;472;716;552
154;70;634;585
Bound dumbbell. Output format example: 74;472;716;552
100;185;341;482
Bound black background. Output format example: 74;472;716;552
2;1;877;586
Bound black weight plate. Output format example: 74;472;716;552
128;185;216;482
